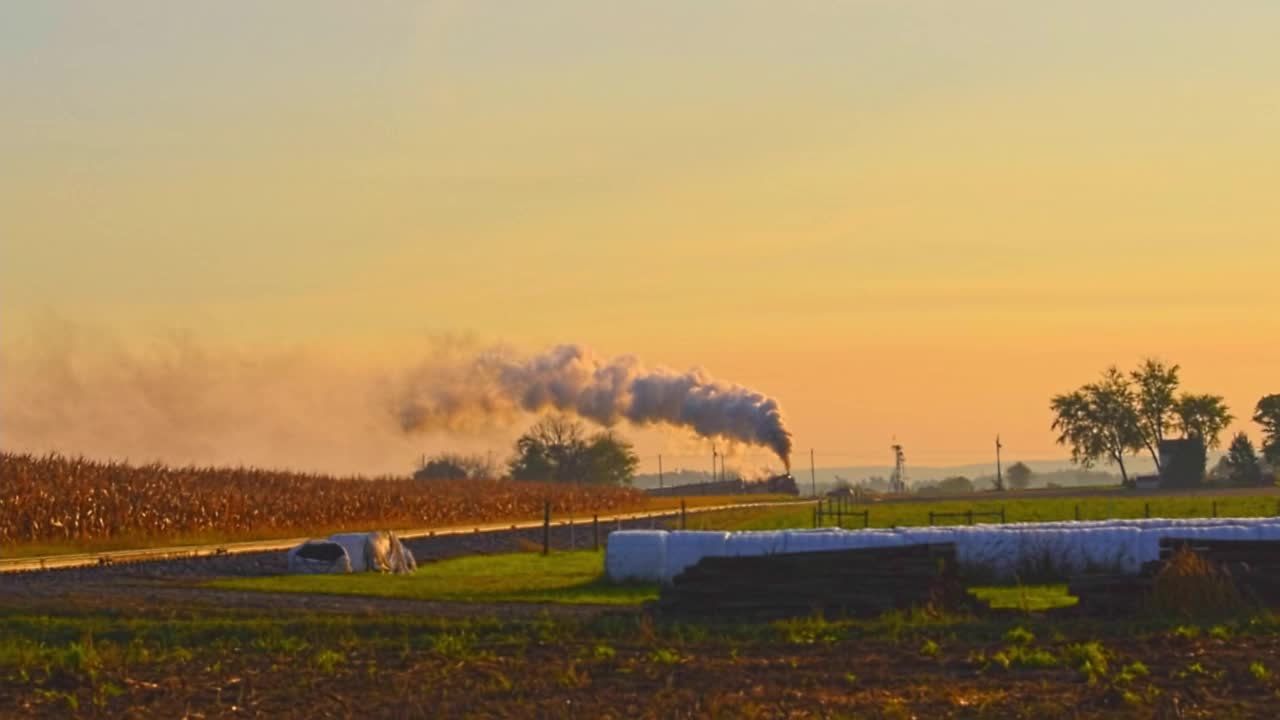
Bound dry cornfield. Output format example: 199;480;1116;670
0;452;646;547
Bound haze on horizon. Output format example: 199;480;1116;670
2;2;1277;477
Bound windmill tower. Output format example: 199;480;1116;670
889;442;907;494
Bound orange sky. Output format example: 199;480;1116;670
2;2;1277;475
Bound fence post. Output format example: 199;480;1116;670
928;511;935;526
1000;507;1007;524
593;514;600;551
966;509;974;525
542;500;551;556
1074;504;1080;522
1212;501;1217;518
680;500;687;530
1144;503;1150;519
862;510;870;528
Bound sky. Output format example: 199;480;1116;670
2;2;1278;476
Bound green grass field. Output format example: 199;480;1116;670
675;493;1280;532
970;584;1077;611
212;551;660;605
215;549;1074;612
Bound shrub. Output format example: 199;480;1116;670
1149;547;1247;618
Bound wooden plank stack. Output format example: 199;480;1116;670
1067;572;1156;617
655;543;968;620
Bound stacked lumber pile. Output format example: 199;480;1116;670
1068;571;1157;616
1159;538;1280;605
656;543;967;620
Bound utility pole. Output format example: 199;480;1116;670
810;448;817;497
658;454;664;489
995;434;1004;492
711;445;717;484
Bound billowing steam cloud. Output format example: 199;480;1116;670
1;320;793;475
396;345;793;469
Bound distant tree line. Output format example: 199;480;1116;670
1049;358;1276;488
415;416;639;486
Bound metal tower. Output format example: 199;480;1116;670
889;442;907;494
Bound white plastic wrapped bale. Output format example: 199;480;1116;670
605;530;668;583
846;530;908;551
607;517;1280;585
287;540;352;574
894;527;958;549
782;530;849;554
328;531;417;574
724;531;788;556
663;531;730;584
980;529;1023;577
1023;529;1065;574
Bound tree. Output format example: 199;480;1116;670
507;416;638;485
1174;394;1233;450
414;453;495;481
582;430;640;486
1221;433;1265;487
1050;367;1144;485
1255;395;1280;465
1131;359;1180;472
936;476;974;494
1005;462;1033;491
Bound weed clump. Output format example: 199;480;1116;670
1149;547;1247;619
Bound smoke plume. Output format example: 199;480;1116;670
396;344;793;469
0;320;793;474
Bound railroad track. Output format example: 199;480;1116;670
0;499;807;574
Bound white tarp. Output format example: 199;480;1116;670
328;531;417;574
287;540;353;574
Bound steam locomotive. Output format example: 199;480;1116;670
762;473;800;495
647;472;798;497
